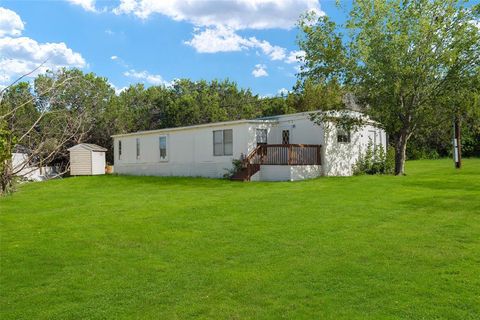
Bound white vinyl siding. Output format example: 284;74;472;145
70;148;92;175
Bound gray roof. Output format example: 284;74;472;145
68;143;107;152
111;119;273;138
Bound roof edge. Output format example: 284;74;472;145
68;143;107;152
111;119;276;138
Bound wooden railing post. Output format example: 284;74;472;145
288;144;292;165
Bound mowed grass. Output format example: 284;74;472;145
1;159;479;319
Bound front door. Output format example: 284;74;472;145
282;130;290;144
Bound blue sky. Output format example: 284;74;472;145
0;0;352;96
1;1;478;96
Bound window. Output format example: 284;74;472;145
282;130;290;144
256;129;267;144
136;138;140;159
337;127;351;143
159;136;167;160
118;140;122;160
213;129;233;156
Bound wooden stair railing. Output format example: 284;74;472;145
231;145;262;181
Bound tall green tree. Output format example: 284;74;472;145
298;0;480;174
35;69;115;145
0;70;104;194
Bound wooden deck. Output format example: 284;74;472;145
231;144;322;181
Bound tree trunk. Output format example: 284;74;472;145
0;160;13;195
394;131;408;175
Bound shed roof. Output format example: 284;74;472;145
68;143;107;152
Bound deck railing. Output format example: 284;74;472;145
249;144;322;166
231;144;322;181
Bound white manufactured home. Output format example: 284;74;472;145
112;111;386;181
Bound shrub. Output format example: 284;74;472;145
223;158;244;179
353;141;395;175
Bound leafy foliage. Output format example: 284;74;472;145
298;0;480;175
1;68;306;192
353;141;395;175
0;121;17;194
223;158;244;179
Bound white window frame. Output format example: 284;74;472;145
213;129;233;156
337;127;351;143
159;135;168;161
256;128;268;145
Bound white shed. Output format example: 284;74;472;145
68;143;107;176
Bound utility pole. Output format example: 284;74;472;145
453;114;462;169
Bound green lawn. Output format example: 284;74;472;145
1;159;479;319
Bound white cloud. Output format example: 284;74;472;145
66;0;97;12
277;88;289;95
0;7;25;37
248;37;286;60
185;26;249;53
113;0;137;16
185;26;287;61
0;8;86;87
0;37;86;68
0;37;86;85
252;64;268;77
78;1;318;65
110;82;128;95
123;69;169;86
110;55;129;68
113;0;323;30
285;50;305;64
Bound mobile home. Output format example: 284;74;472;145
112;111;386;181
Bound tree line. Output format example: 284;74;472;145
0;68;301;183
